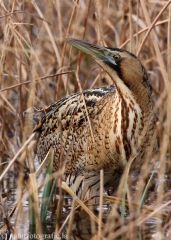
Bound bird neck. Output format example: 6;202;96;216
117;79;153;116
104;64;153;115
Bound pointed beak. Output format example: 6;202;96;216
65;38;116;65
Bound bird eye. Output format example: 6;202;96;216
113;54;121;61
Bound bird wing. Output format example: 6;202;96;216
25;84;115;133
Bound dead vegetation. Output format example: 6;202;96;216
0;0;171;239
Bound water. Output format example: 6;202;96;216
1;160;171;240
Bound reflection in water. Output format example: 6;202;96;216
1;160;171;240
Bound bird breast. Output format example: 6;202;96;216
86;90;144;172
35;85;146;177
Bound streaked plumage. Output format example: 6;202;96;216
29;39;156;199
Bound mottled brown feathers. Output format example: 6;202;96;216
28;39;156;199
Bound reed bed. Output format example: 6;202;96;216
0;1;171;239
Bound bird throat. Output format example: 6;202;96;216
102;64;152;116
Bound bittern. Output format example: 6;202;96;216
31;38;156;199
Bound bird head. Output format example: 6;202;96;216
65;38;152;101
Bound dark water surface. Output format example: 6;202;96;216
1;159;171;240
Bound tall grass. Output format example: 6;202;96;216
0;0;171;239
